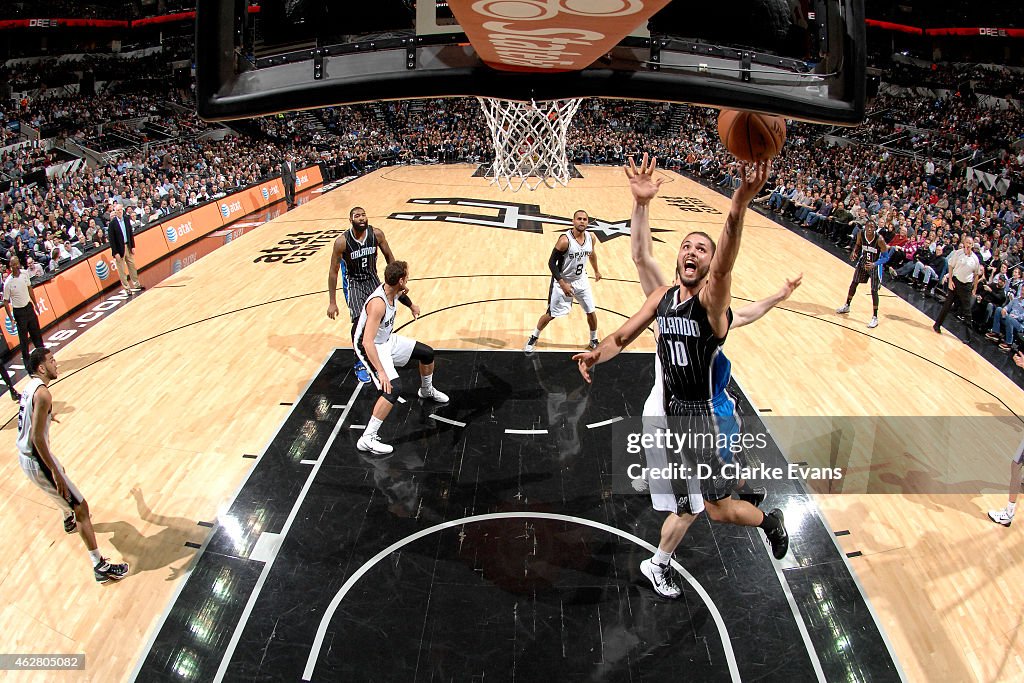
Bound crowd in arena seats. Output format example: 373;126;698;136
1;51;1023;361
1;51;181;93
880;60;1024;100
0;0;123;20
0;0;195;20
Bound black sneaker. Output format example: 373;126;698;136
764;509;789;560
524;335;539;354
737;486;767;508
94;558;130;583
63;512;77;534
587;339;599;350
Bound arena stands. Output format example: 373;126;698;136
2;38;1022;361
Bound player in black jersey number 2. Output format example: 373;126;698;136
328;207;420;383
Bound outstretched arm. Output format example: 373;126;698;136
732;273;802;328
625;154;668;297
572;286;666;382
700;161;771;334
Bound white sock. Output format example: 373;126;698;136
1007;501;1016;516
89;549;103;566
653;549;672;566
531;328;541;338
421;374;433;391
590;330;599;341
364;416;383;439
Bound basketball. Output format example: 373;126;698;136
717;109;787;162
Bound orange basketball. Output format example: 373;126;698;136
717;109;786;162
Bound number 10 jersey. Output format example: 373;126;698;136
655;285;733;406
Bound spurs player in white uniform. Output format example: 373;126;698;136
16;347;129;583
354;261;449;455
525;210;602;353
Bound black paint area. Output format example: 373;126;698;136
137;350;898;682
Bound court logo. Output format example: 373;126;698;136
314;176;358;194
166;226;178;243
4;315;17;336
254;228;344;265
173;259;183;274
388;197;669;243
95;261;110;280
663;196;721;214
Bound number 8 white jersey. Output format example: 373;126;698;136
561;230;593;282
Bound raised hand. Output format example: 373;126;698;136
624;153;666;205
779;273;803;300
572;350;600;383
732;160;772;207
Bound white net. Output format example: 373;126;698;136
477;97;582;192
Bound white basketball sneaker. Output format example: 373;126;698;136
836;304;850;314
640;558;682;599
418;386;449;403
988;508;1013;527
357;433;393;455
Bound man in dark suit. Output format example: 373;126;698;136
281;153;297;210
106;201;143;294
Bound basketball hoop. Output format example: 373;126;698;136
477;97;582;192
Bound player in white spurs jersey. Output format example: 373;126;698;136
16;347;129;584
354;261;449;455
525;210;603;353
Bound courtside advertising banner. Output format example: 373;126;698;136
2;168;323;353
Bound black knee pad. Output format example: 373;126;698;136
381;376;403;404
410;342;434;365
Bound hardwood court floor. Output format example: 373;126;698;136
0;165;1021;682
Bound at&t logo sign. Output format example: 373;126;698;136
95;260;111;280
166;221;194;243
220;200;242;218
4;315;17;335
